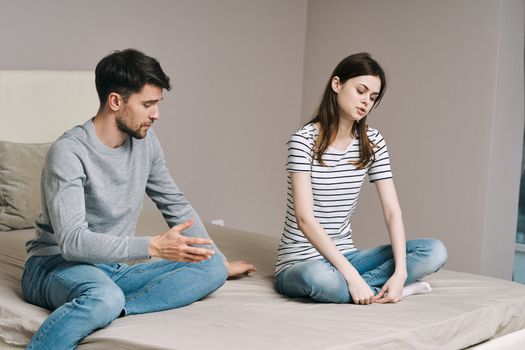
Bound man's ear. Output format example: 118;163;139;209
108;93;122;112
331;76;341;93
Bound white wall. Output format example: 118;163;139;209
0;0;308;236
302;0;524;278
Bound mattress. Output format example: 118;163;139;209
1;212;525;350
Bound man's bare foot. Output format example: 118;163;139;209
226;260;256;278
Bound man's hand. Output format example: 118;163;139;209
148;219;215;262
373;271;407;304
226;260;256;278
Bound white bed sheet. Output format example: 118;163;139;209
1;212;525;350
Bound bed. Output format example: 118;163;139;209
1;71;525;349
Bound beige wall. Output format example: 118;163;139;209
1;0;523;278
481;0;525;278
302;0;524;278
0;0;307;236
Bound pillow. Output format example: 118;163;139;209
0;141;51;231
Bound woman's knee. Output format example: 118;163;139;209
279;261;349;303
426;238;448;271
407;238;448;281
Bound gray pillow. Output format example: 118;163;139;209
0;141;51;231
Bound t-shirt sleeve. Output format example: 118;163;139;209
286;133;313;173
368;131;393;183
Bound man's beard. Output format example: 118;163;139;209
116;117;147;139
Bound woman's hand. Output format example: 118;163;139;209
226;260;256;278
373;271;407;304
347;275;375;305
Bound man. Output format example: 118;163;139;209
22;49;255;349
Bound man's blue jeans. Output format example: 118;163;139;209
21;253;227;349
275;238;447;303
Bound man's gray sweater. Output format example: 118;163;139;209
26;119;214;263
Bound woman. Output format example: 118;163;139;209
275;53;447;305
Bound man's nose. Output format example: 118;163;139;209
150;106;160;120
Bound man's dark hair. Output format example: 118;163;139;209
95;49;171;106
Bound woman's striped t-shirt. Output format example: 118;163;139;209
275;123;393;275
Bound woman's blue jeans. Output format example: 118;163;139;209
275;238;447;303
21;253;227;350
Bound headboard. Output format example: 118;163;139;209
0;71;98;143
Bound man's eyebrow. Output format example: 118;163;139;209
143;97;164;104
359;84;379;96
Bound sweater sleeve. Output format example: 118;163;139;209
44;139;150;263
145;133;224;257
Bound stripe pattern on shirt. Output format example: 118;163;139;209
275;123;393;275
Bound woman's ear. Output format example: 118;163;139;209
108;92;122;112
331;76;341;93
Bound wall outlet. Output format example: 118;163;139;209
211;219;225;227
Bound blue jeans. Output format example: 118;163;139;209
21;253;227;350
275;238;447;303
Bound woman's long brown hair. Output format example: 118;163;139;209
307;53;386;169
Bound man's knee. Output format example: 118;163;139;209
82;283;125;326
202;254;228;289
